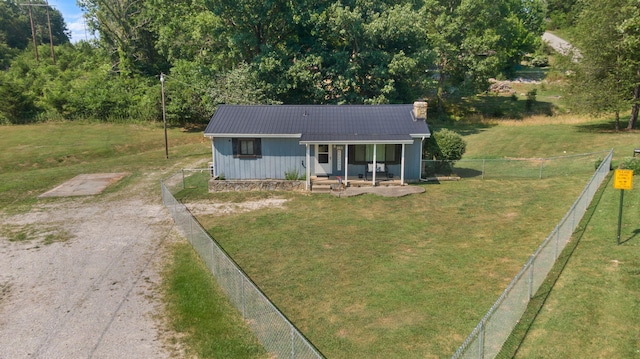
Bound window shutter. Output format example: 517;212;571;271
232;138;239;156
254;138;262;156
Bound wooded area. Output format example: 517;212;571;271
0;0;638;128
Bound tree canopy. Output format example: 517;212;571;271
566;0;640;129
1;0;547;124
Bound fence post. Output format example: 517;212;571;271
211;241;216;277
291;325;296;359
241;274;246;319
189;216;194;243
479;320;485;359
528;258;534;299
554;228;560;260
539;159;544;179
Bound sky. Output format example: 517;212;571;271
47;0;94;43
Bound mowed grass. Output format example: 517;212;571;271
0;121;210;211
183;116;639;358
511;178;640;359
195;177;588;358
163;242;267;358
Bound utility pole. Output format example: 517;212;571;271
160;73;169;159
21;0;57;64
45;0;55;64
25;0;39;62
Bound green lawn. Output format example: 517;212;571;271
0;122;209;211
163;242;267;358
3;118;638;359
511;177;640;359
196;176;590;358
179;116;639;358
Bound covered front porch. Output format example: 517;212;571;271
303;140;418;191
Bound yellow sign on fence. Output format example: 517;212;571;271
614;169;634;190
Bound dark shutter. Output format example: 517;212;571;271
232;138;239;156
254;138;262;157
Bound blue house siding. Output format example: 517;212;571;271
214;138;306;179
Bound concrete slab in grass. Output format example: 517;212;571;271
39;173;128;198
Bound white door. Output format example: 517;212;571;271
315;144;332;176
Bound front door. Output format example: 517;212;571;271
315;144;332;176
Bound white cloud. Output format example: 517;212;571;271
65;13;95;43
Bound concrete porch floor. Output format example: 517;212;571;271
309;176;425;197
311;175;403;188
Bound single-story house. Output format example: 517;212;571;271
203;101;431;190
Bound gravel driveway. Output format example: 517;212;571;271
0;175;180;358
542;31;582;61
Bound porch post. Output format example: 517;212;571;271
210;138;216;177
401;143;406;185
372;144;377;185
344;144;349;186
306;144;311;190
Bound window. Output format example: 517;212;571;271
348;144;401;164
232;138;262;158
317;144;329;163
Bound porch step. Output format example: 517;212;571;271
311;184;332;193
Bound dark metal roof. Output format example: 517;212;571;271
204;104;431;143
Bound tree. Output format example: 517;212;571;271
567;0;640;130
145;0;231;69
545;0;580;29
29;0;70;46
0;0;69;67
421;0;545;111
0;0;32;50
201;0;432;104
79;0;166;76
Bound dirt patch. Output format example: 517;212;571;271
332;185;426;198
185;198;289;216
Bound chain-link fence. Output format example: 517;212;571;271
423;151;611;180
451;149;613;359
161;171;324;359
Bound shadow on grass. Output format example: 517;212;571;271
621;228;640;245
573;118;634;134
454;167;484;179
456;96;556;119
181;122;208;133
498;172;613;358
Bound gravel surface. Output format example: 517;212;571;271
542;31;582;61
0;177;180;358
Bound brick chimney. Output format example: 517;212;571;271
413;99;428;120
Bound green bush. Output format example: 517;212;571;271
619;157;640;175
424;128;467;162
530;54;549;67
